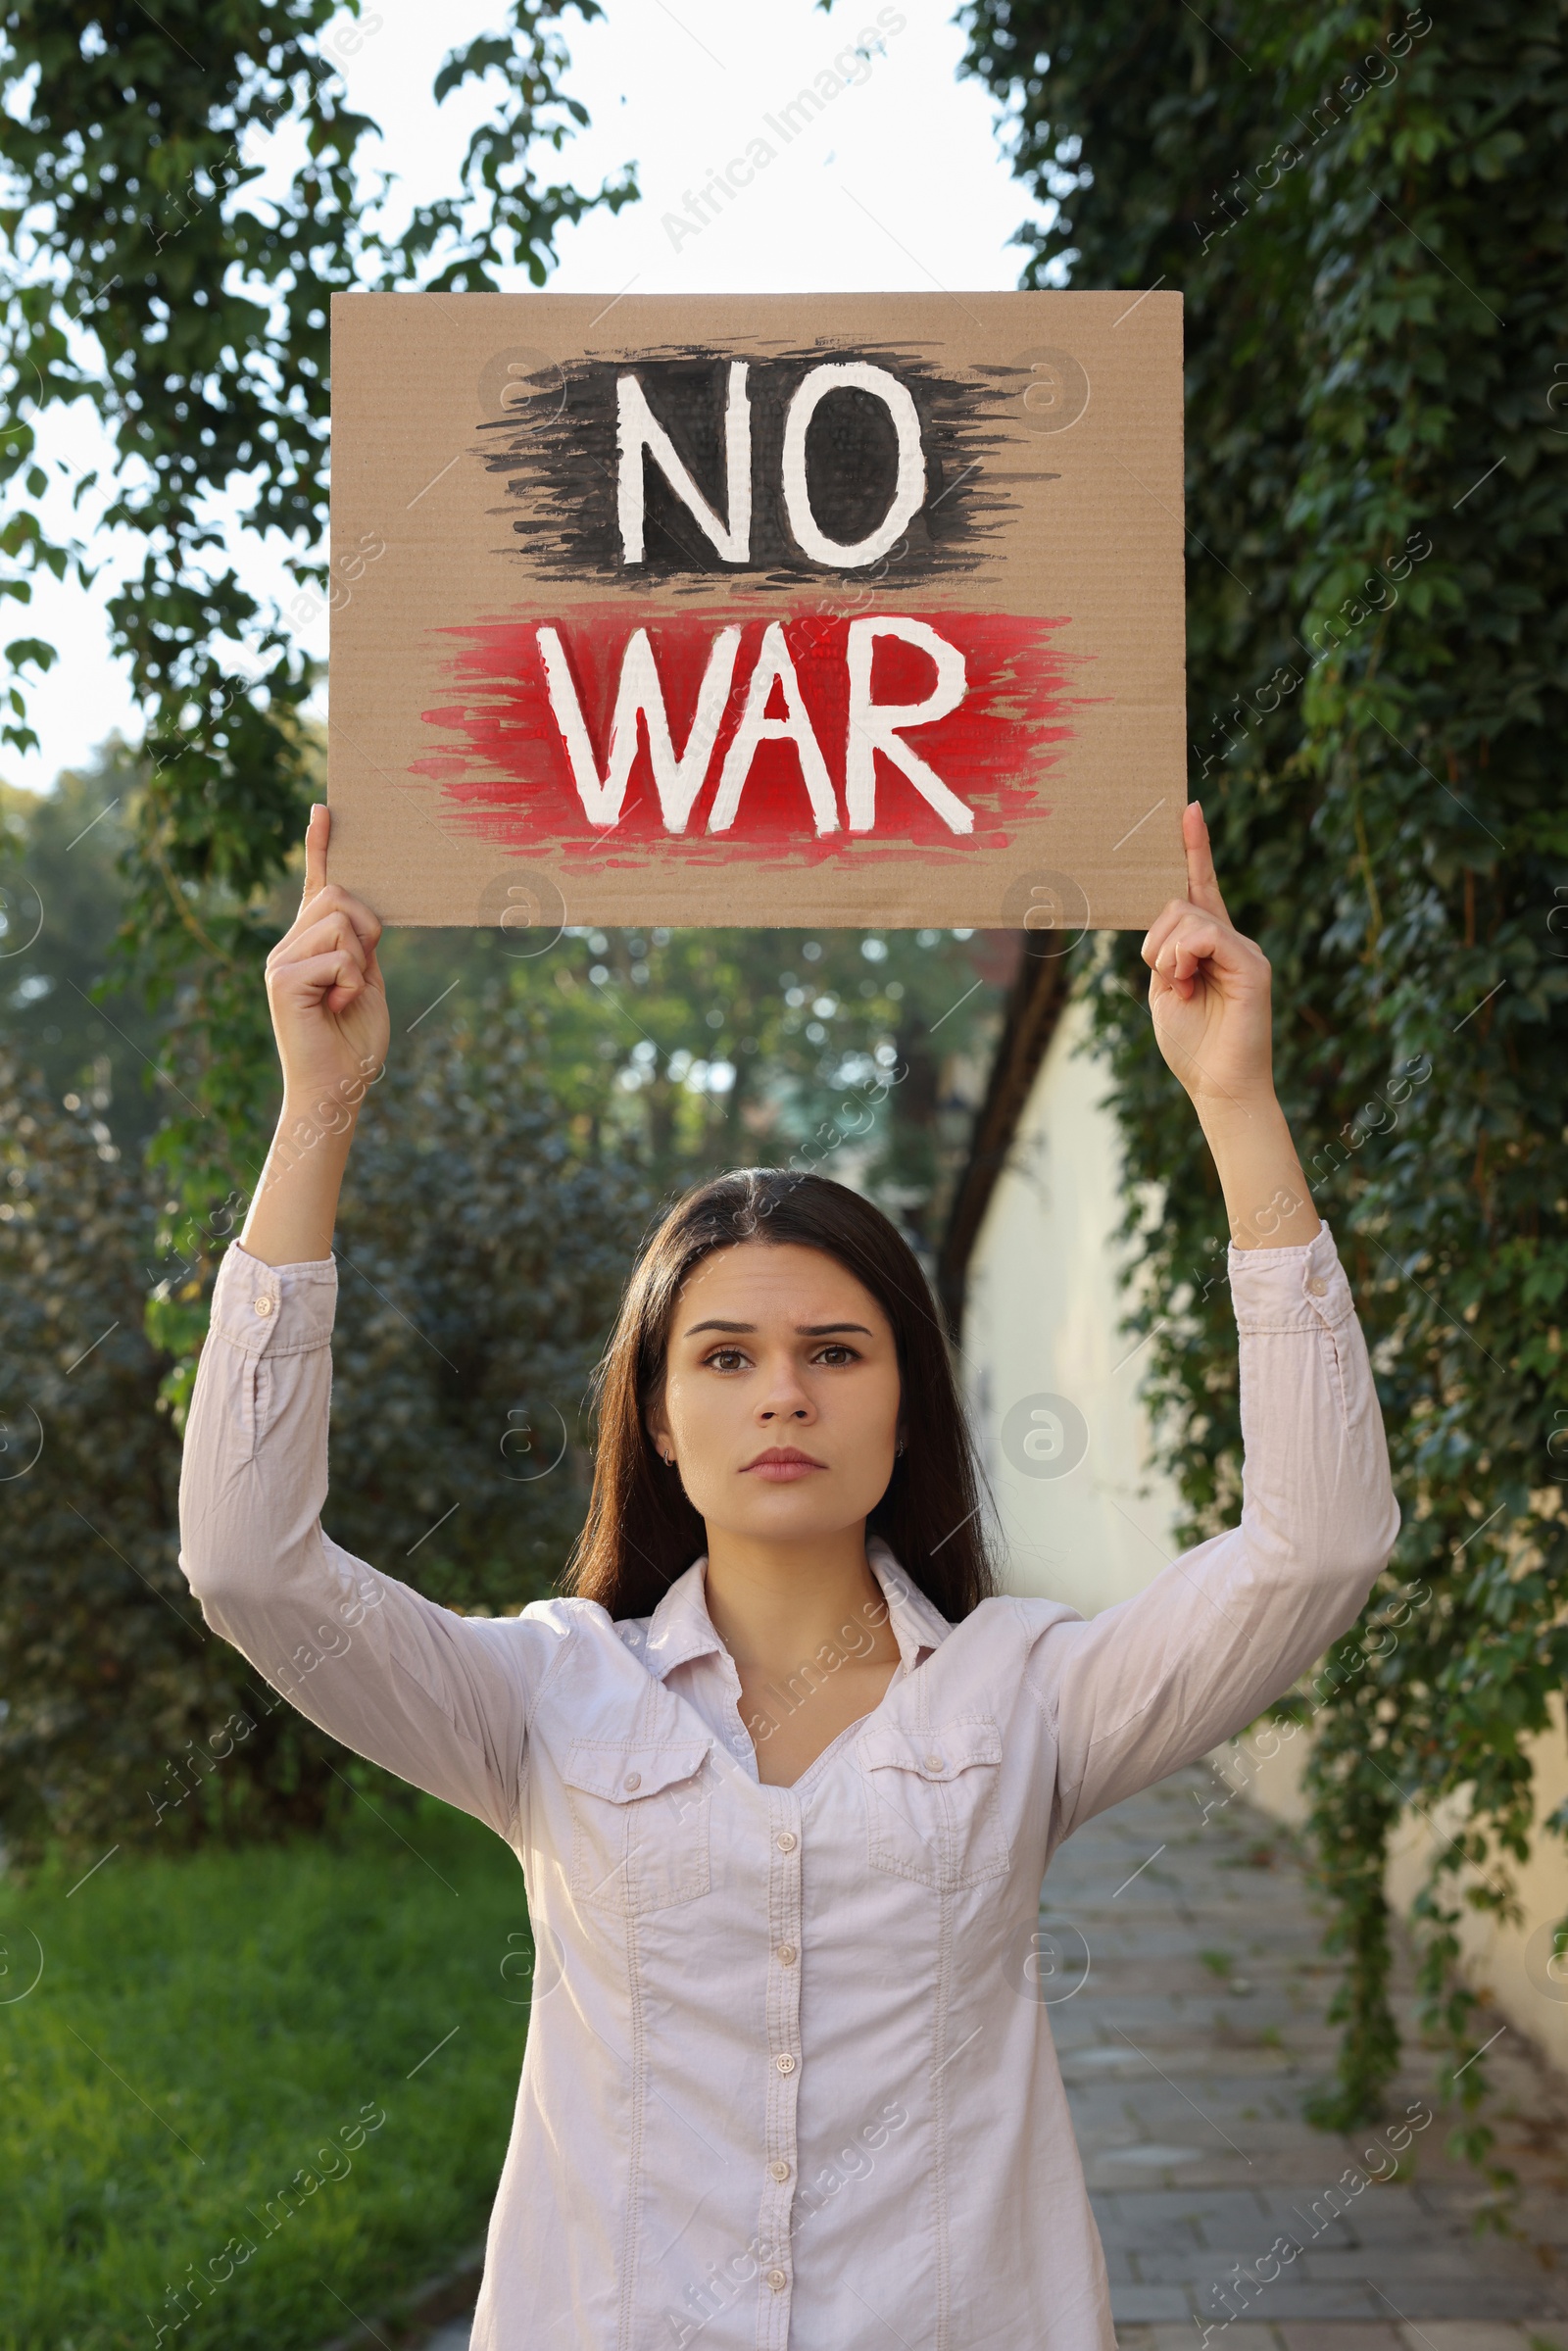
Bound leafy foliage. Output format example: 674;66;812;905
325;995;652;1613
0;1014;647;1866
0;0;635;1226
0;1048;262;1863
958;0;1568;2173
377;916;1007;1254
0;747;170;1151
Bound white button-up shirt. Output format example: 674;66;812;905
178;1223;1397;2351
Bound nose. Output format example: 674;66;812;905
758;1350;813;1426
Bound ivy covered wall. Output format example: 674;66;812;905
957;0;1568;2172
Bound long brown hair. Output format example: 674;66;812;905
565;1168;997;1623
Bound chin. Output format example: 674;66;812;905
710;1484;886;1546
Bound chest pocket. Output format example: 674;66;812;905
859;1717;1009;1892
563;1737;713;1914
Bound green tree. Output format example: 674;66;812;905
0;1048;248;1862
326;993;652;1610
957;0;1568;2184
0;0;635;1276
0;994;653;1865
0;749;171;1151
378;919;1006;1257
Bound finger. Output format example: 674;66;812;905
270;913;366;975
1183;801;1232;923
1141;898;1192;967
302;804;330;904
283;879;382;956
267;947;368;1010
1171;936;1212;985
1153;916;1226;999
272;911;368;976
1155;947;1203;1004
1155;907;1257;984
1143;895;1222;968
1158;914;1218;974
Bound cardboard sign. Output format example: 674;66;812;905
327;291;1186;933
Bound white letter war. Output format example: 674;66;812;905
533;359;977;841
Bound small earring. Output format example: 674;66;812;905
895;1437;906;1457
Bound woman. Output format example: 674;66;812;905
178;803;1397;2351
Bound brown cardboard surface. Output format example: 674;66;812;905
327;290;1186;930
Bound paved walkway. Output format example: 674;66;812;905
417;1765;1568;2351
1054;1764;1568;2350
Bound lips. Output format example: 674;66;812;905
743;1445;828;1484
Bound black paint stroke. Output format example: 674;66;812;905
473;342;1045;592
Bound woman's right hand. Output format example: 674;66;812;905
265;804;390;1112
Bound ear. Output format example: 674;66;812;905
645;1401;673;1467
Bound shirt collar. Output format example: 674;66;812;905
638;1558;726;1680
867;1537;953;1673
634;1540;952;1683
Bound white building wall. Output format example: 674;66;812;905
960;994;1181;1618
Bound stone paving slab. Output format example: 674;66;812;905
1066;1768;1568;2346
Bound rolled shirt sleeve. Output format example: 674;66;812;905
177;1242;565;1841
1036;1218;1400;1837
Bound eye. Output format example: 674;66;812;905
704;1346;751;1373
813;1344;860;1367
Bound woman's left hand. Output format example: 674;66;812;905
1141;804;1275;1118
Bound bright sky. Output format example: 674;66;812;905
8;0;1043;793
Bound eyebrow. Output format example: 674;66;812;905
682;1319;875;1339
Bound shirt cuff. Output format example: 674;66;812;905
1228;1217;1350;1335
210;1240;339;1356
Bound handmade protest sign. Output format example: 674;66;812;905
326;290;1185;932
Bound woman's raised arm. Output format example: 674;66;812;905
1141;799;1321;1255
179;807;568;1838
1026;806;1397;1834
239;803;390;1267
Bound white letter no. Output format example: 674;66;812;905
782;364;925;567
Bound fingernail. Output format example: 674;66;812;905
1193;801;1204;823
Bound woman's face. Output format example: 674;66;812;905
649;1241;903;1549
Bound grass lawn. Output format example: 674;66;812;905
0;1794;534;2351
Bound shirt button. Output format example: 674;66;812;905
253;1294;274;1317
1306;1274;1328;1297
924;1752;944;1773
776;1831;797;1852
776;1944;797;1967
623;1771;641;1791
768;2159;790;2182
766;2268;788;2291
774;2053;797;2076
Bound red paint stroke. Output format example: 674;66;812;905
413;604;1097;868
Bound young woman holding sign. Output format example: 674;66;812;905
179;803;1396;2351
